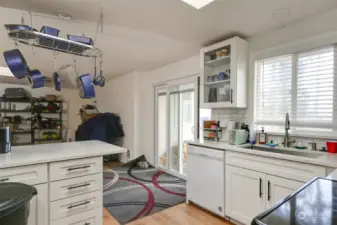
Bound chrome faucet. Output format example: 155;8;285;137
283;113;295;147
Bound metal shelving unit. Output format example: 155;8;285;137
0;109;31;113
35;137;62;142
32;100;63;144
0;98;33;146
0;98;64;146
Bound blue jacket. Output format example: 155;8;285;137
75;113;124;144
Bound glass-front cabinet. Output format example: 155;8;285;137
200;36;248;108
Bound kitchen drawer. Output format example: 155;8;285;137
50;173;103;201
0;164;47;185
49;157;102;181
50;207;102;225
50;190;102;221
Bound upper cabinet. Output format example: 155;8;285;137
200;37;248;108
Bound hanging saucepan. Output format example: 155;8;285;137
67;35;94;46
27;69;45;89
93;58;105;87
57;64;78;88
52;72;61;91
3;49;30;79
77;74;95;99
4;24;38;40
40;26;60;37
4;24;37;31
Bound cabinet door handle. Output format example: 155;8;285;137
230;89;233;104
84;223;91;225
67;165;90;171
259;178;262;198
67;183;91;190
67;200;90;209
0;178;9;182
268;181;271;201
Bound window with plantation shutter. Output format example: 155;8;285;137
255;55;292;123
255;45;337;135
297;47;334;125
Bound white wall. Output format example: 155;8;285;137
96;71;140;162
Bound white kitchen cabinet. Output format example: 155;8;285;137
225;165;265;225
28;183;48;225
187;146;225;217
200;36;248;108
265;175;304;209
226;165;305;225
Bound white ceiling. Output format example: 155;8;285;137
0;0;337;81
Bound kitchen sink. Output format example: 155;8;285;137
243;145;321;158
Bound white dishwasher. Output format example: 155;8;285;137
186;144;225;217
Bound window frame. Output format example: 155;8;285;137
253;41;337;138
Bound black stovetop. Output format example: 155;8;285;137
252;177;337;225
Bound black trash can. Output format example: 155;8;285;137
0;183;37;225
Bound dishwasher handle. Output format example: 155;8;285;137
189;152;223;160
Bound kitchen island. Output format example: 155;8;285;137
0;140;127;225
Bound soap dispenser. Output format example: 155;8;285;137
258;127;267;144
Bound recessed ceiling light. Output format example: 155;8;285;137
182;0;215;9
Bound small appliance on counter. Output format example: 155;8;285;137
228;129;248;145
203;120;222;141
0;127;11;154
228;121;249;145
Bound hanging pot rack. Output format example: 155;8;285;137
6;29;102;58
5;0;103;58
3;0;105;98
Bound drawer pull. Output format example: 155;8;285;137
67;165;91;171
67;183;91;190
67;200;90;209
0;178;9;182
84;223;90;225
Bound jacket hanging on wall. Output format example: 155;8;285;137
75;113;124;144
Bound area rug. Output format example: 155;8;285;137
103;156;186;224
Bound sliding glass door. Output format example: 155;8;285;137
155;77;198;176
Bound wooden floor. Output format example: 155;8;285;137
103;203;232;225
103;162;232;225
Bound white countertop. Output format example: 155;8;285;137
0;141;127;168
188;140;337;168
